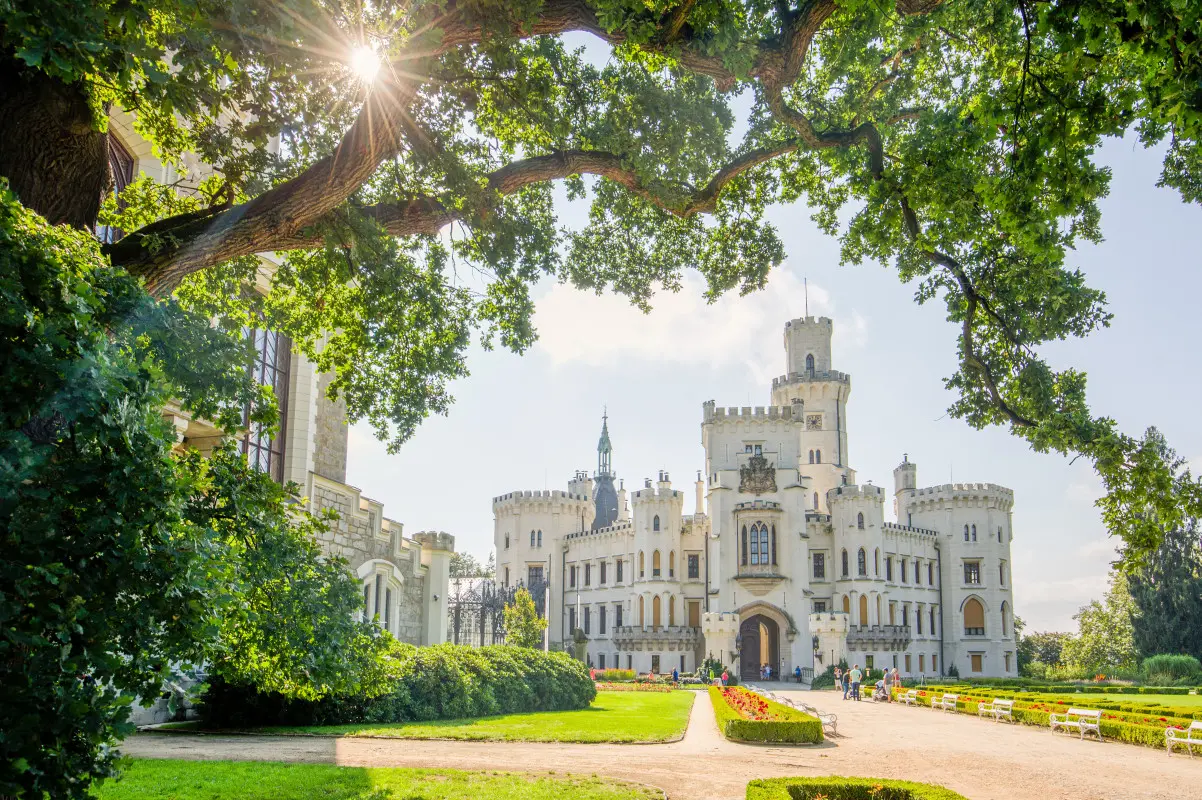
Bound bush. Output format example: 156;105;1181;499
748;777;968;800
203;644;596;727
811;665;836;690
1143;654;1202;685
708;687;823;744
594;668;636;682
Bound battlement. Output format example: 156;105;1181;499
882;521;939;538
413;530;456;552
564;520;634;540
771;370;852;388
702;402;806;423
734;500;781;511
492;489;591;508
785;316;833;328
913;483;1013;500
632;487;682;501
827;484;885;502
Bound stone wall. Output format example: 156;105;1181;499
313;371;348;483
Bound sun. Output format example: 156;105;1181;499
349;44;380;83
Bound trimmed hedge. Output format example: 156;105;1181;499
204;644;596;727
709;687;823;744
748;777;968;800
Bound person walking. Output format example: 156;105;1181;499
840;667;850;700
849;664;862;701
721;669;729;686
672;667;679;684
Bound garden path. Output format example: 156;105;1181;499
123;685;1200;800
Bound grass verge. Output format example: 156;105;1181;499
245;690;694;743
92;759;662;800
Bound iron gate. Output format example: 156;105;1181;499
446;577;548;647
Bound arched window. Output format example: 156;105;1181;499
652;595;662;627
859;594;869;626
874;548;880;576
857;512;865;529
998;526;1003;543
809;449;815;464
971;524;977;541
504;533;510;549
669;550;676;578
806;353;815;374
816;449;822;463
842;595;851;614
653;514;660;531
639;596;645;626
813;491;820;510
537;530;542;547
669;595;676;626
530;530;536;547
749;522;771;566
841;548;849;577
963;598;985;635
741;525;749;565
1001;601;1010;636
652;550;661;577
771;524;777;565
639;551;645;578
857;547;867;576
963;524;970;542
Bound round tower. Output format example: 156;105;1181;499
630;472;684;627
893;455;917;524
827;484;888;628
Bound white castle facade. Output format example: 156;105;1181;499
494;316;1017;680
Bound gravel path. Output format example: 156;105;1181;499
123;686;1199;800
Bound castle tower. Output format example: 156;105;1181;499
893;455;918;524
592;412;619;529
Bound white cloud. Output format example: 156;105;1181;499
534;268;863;377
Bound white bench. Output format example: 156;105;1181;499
1166;720;1202;756
1050;708;1103;741
932;693;958;712
754;690;838;737
900;690;920;706
977;698;1014;723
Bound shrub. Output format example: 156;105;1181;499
595;668;636;682
709;687;823;744
1143;654;1202;685
748;777;968;800
811;665;836;690
203;644;595;727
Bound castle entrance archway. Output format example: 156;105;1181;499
738;614;780;680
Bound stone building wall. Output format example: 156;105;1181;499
313;372;349;483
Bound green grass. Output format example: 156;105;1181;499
256;690;695;743
92;759;661;800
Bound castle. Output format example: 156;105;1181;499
494;316;1017;680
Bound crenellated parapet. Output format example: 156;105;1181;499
905;482;1014;512
827;484;886;504
702;401;808;424
413;530;456;552
881;521;939;540
771;370;852;388
492;488;592;513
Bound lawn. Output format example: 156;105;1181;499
256;690;695;743
92;759;661;800
1035;692;1202;707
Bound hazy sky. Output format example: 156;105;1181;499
346;67;1202;634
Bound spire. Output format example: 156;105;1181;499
597;408;612;476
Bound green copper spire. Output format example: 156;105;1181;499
597;408;612;475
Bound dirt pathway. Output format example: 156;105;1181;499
123;685;1199;800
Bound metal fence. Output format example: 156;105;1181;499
446;577;548;647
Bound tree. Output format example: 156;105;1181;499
0;187;387;799
1061;571;1139;676
450;552;484;578
502;588;547;649
2;0;1201;559
1128;524;1202;662
1017;628;1073;672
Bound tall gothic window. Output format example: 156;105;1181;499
809;449;814;464
806;353;815;374
857;547;867;576
537;530;543;547
741;525;749;566
857;512;865;529
971;524;977;541
242;327;290;482
813;491;819;510
815;449;822;463
841;548;849;577
653;514;660;531
963;524;970;541
530;530;536;547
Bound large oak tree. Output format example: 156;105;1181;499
3;0;1201;554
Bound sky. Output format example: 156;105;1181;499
346;57;1202;634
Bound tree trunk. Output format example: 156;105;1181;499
0;54;109;229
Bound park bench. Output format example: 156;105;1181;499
1166;720;1202;756
757;690;839;737
977;698;1014;723
900;690;920;706
932;693;958;712
1049;708;1103;741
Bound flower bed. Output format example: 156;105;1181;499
594;682;672;692
748;776;968;800
894;687;1193;749
709;686;823;744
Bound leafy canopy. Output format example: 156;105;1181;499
3;0;1201;556
503;588;548;649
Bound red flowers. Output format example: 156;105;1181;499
720;687;783;721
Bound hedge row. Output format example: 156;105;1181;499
203;644;596;728
937;679;1202;695
708;687;824;744
911;686;1202;722
748;777;968;800
895;689;1182;749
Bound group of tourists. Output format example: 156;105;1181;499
834;665;902;702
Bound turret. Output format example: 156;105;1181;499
783;316;833;376
893;455;917;524
695;471;705;517
592;411;619;529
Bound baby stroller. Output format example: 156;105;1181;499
871;679;889;702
